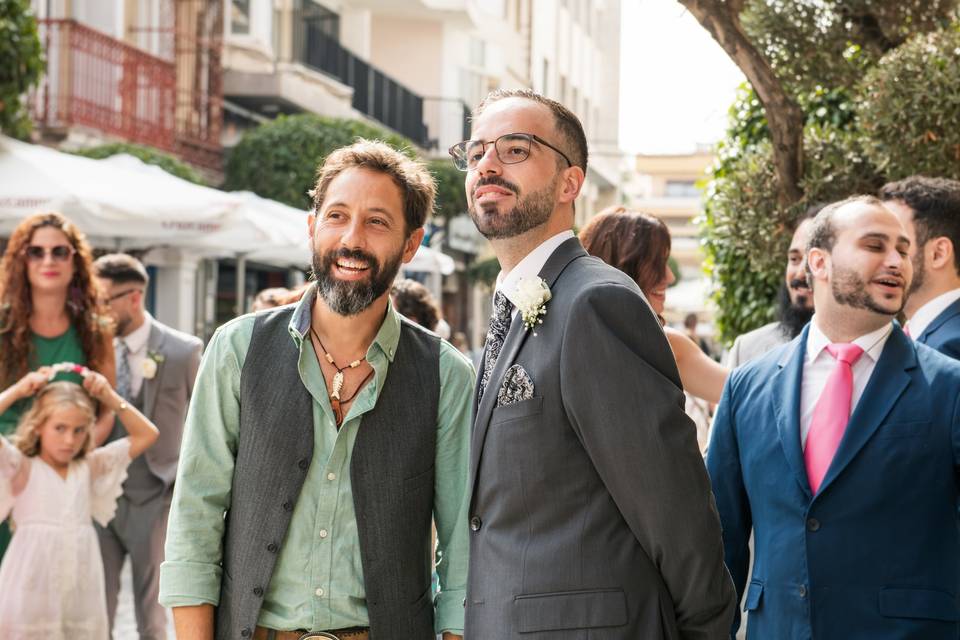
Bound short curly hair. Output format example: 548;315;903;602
390;279;440;331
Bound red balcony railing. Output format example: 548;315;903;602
30;18;222;169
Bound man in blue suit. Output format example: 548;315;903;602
880;176;960;359
708;195;960;639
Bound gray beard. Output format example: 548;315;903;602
312;248;403;316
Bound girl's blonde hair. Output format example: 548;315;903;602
11;382;96;459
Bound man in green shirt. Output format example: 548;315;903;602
160;140;472;640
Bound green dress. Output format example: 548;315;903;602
0;324;86;555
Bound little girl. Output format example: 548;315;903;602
0;364;160;639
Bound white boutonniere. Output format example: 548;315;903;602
142;351;164;379
515;276;552;333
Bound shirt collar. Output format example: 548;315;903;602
288;283;402;363
905;287;960;339
807;314;893;364
119;312;152;354
495;230;575;309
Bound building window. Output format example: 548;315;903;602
231;0;251;34
665;180;700;198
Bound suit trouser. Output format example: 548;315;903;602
97;491;172;640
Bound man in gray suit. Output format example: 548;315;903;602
94;253;203;639
726;210;818;368
451;89;736;638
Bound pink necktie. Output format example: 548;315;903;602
804;343;864;494
903;324;912;339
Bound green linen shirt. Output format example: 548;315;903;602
159;291;474;634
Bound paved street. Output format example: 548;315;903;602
114;558;176;639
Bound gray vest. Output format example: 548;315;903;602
215;307;441;640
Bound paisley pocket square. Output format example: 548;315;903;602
496;364;535;407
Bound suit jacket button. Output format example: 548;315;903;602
799;584;808;598
298;459;309;470
282;501;293;512
266;542;278;553
469;516;482;531
253;586;263;597
806;517;820;532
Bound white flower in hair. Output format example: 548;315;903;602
514;276;552;333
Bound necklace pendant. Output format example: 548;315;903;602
331;371;344;400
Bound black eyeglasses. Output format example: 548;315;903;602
104;288;141;303
23;245;75;262
448;132;573;171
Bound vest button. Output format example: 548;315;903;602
298;459;309;470
469;516;482;531
806;518;821;532
266;542;278;553
253;586;263;597
241;628;252;638
282;501;293;512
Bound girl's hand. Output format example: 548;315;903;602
11;367;52;400
82;370;121;410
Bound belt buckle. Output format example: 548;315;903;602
298;634;339;640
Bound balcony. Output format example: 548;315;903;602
291;19;430;148
31;18;222;169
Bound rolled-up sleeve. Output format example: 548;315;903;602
432;343;474;635
159;317;252;607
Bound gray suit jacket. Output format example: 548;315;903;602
141;318;203;489
724;321;790;369
465;238;736;639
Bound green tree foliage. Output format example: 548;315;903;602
72;142;207;186
223;114;415;210
858;26;960;181
429;159;468;220
0;0;43;139
698;0;960;343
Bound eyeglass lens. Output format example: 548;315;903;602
457;134;532;170
25;245;74;262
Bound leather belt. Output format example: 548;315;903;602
253;626;370;640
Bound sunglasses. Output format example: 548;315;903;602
23;245;76;262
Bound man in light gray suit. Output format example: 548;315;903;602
94;254;203;639
451;89;736;639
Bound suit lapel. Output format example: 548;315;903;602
816;326;914;497
469;237;588;495
918;296;960;344
772;327;811;500
142;321;166;420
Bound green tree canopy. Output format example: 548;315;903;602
72;142;208;186
0;0;43;139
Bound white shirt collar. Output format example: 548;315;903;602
119;312;152;355
806;315;893;364
495;230;575;309
905;287;960;339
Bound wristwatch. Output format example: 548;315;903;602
116;400;128;412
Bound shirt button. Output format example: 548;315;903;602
469;516;482;531
319;529;329;538
327;472;336;481
315;587;325;597
806;517;821;532
799;584;808;598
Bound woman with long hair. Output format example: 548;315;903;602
580;207;727;447
0;212;116;555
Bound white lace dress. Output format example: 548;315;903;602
0;436;131;640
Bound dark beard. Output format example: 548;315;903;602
469;175;557;240
908;248;925;296
831;265;903;316
776;284;814;339
312;246;403;316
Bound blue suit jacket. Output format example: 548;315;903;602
707;323;960;639
918;296;960;360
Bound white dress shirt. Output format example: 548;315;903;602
495;230;575;318
904;287;960;339
799;317;893;448
118;313;152;399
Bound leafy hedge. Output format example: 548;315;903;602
72;143;207;186
0;0;43;139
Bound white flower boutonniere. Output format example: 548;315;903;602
142;351;165;379
515;276;552;333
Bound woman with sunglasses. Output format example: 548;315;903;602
580;206;728;452
0;212;116;556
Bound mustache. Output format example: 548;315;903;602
473;175;520;198
328;247;378;264
788;278;809;290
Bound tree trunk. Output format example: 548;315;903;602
677;0;805;207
